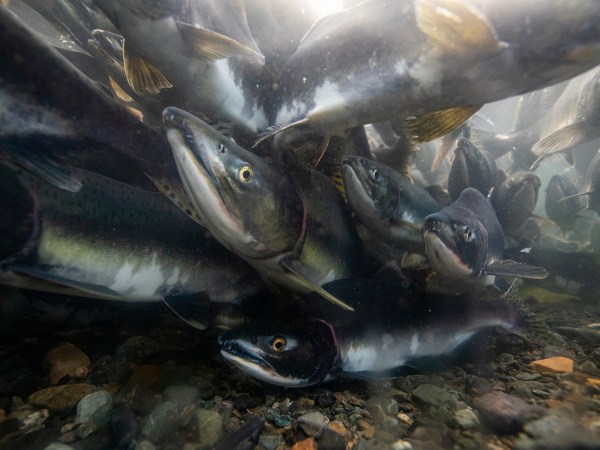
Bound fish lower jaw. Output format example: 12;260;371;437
219;350;308;387
423;231;474;280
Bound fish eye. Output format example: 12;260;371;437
369;169;381;181
238;165;254;183
217;142;226;153
463;227;474;242
270;336;286;353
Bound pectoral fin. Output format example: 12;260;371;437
10;264;123;299
415;0;506;58
530;121;588;170
123;40;172;95
281;262;354;311
178;22;264;62
1;139;82;193
163;292;210;330
405;105;480;143
484;259;548;279
252;118;310;148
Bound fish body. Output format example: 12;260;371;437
0;164;264;329
219;279;523;387
163;107;358;310
447;138;498;201
264;0;600;157
545;174;583;232
473;67;600;170
422;188;547;288
0;7;199;221
93;0;269;143
342;156;441;253
492;171;541;237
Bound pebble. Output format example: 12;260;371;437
475;392;543;434
291;437;317;450
297;411;329;438
465;375;492;397
258;433;282;450
531;357;574;374
515;414;600;450
190;376;216;400
193;408;223;448
316;428;346;450
43;342;90;385
452;407;480;430
142;401;179;443
135;440;156;450
163;385;199;427
314;389;336;408
111;404;138;449
586;377;600;387
43;444;77;450
392;440;413;450
365;397;399;422
28;384;96;414
412;384;457;408
75;390;113;427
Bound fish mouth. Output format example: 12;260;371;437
422;220;473;279
218;336;307;387
163;107;245;236
342;157;382;220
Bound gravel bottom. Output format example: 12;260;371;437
0;288;599;450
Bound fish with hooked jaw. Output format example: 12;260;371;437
218;279;527;387
422;188;548;291
163;107;359;311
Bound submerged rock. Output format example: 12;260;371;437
43;342;91;385
475;392;544;434
28;384;96;414
75;390;113;427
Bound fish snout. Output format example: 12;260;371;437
423;216;443;234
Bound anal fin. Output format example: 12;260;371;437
109;75;134;102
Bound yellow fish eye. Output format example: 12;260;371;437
271;336;286;353
238;165;254;183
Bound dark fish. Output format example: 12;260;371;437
256;0;600;168
447;137;498;201
545;174;584;233
422;188;547;289
342;155;441;254
0;164;264;330
0;6;199;223
93;0;269;143
472;67;600;171
219;279;524;387
163;107;358;311
492;171;541;237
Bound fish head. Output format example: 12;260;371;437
342;156;398;220
422;190;489;279
449;138;495;199
500;172;541;210
163;107;303;260
218;318;338;387
545;174;582;220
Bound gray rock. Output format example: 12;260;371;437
465;375;492;397
412;384;457;408
189;376;216;400
452;408;480;429
365;397;399;422
134;441;156;450
162;385;199;427
475;392;544;434
297;411;329;438
75;390;113;427
317;429;346;450
193;408;223;448
142;401;179;443
258;434;282;450
111;405;137;450
43;444;77;450
76;422;97;439
516;414;600;449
